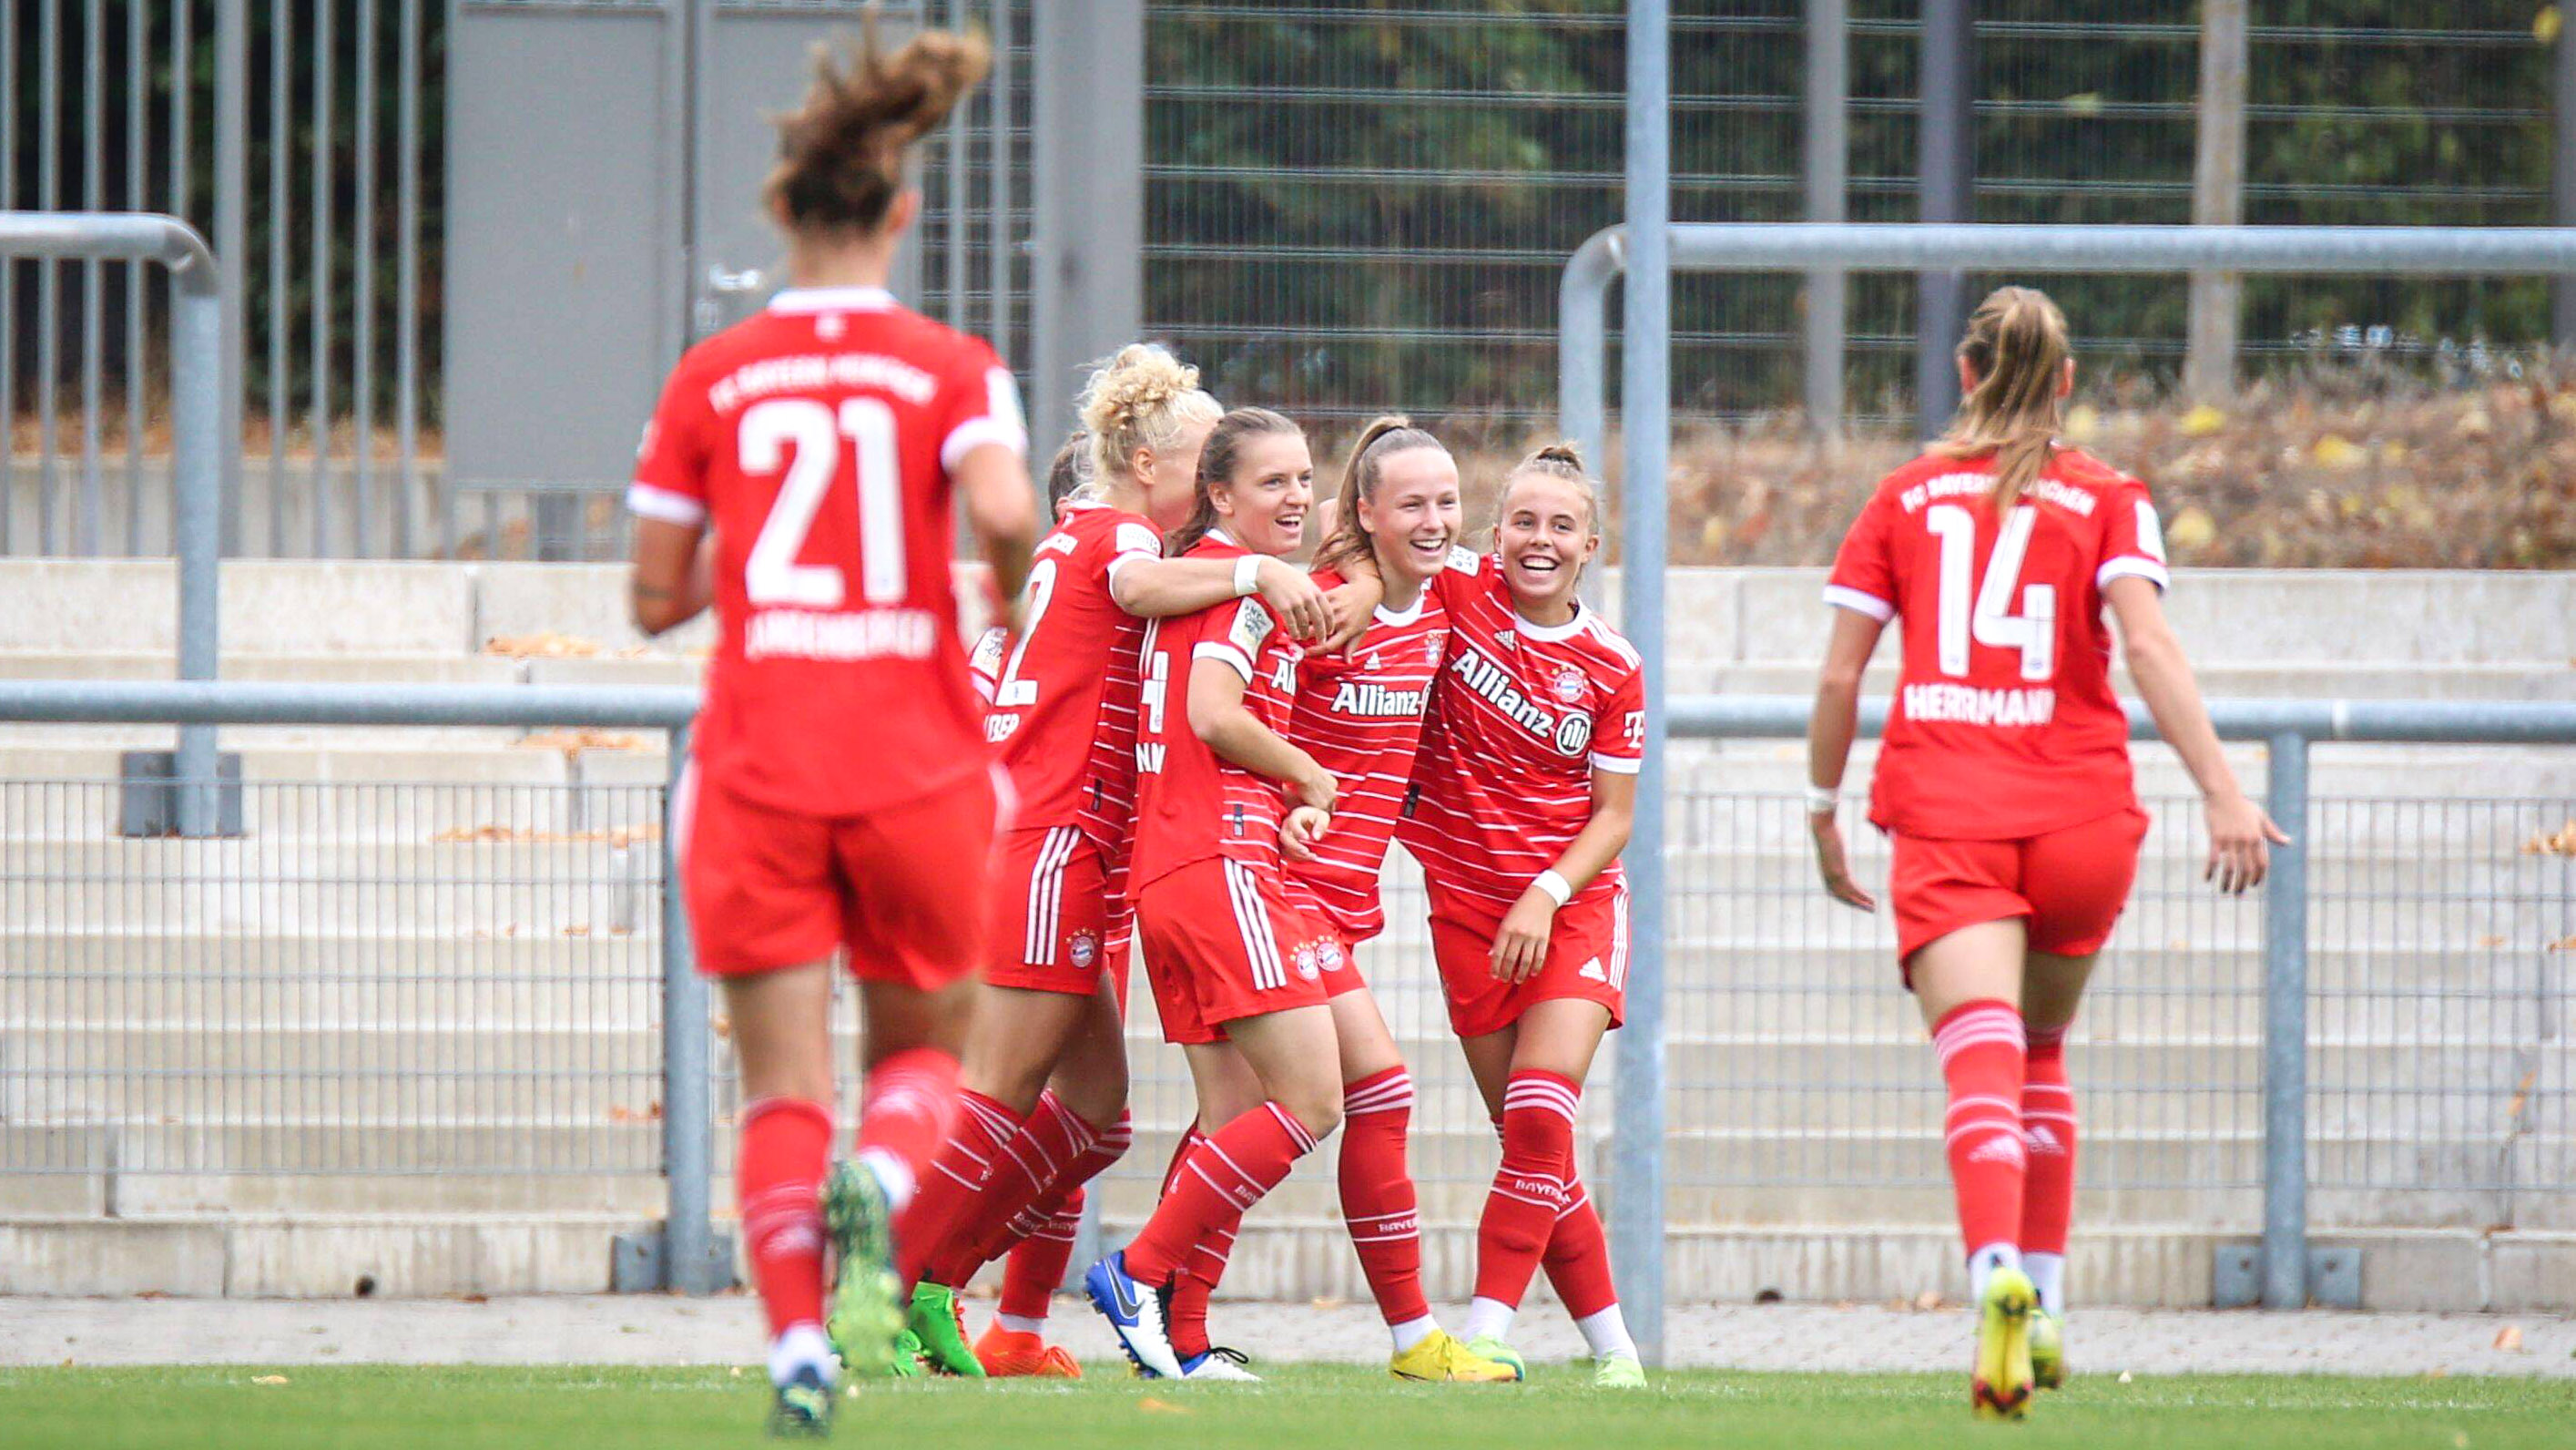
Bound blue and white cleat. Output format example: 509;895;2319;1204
766;1363;833;1437
1177;1345;1261;1382
1083;1251;1183;1381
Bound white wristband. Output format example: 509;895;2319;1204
1233;554;1262;597
1804;784;1840;815
1532;869;1573;906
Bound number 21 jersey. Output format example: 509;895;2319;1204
628;285;1026;816
1825;445;2169;841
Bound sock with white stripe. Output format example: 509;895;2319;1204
1933;1000;2028;1293
901;1088;1023;1288
1122;1101;1317;1285
2020;1022;2078;1314
1339;1067;1433;1338
1472;1070;1580;1313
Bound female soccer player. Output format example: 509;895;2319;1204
896;346;1339;1379
624;23;1037;1435
1140;418;1514;1384
1805;286;2285;1420
1396;443;1648;1389
1081;408;1354;1381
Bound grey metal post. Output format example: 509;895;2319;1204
216;0;249;557
2260;730;2310;1309
2557;24;2576;346
1803;0;1848;433
1915;0;1972;437
1031;0;1144;460
1611;0;1671;1365
2187;0;2249;399
1557;229;1623;478
661;725;718;1292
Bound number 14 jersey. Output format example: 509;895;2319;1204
628;285;1025;818
1825;445;2170;841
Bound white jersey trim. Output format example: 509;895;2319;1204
2096;557;2172;593
1821;583;1895;621
1511;605;1588;643
1193;639;1256;683
768;285;896;313
942;415;1031;472
1591;751;1642;775
626;482;707;526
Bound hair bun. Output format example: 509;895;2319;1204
1530;441;1585;471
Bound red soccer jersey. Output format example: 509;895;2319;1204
980;501;1162;834
1125;534;1304;893
1400;555;1646;917
630;285;1025;816
1280;573;1450;943
1824;445;2171;841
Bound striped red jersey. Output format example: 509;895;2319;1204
1126;534;1303;893
1280;574;1448;943
628;284;1024;816
1825;446;2167;840
978;501;1160;838
1400;554;1645;915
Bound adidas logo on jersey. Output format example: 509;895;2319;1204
1330;680;1429;717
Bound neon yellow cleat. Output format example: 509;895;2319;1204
1970;1267;2038;1421
1461;1335;1525;1382
2029;1308;2065;1391
1390;1329;1519;1384
1591;1353;1645;1389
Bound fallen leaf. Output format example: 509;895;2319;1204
484;632;600;659
564;924;591;938
515;727;646;756
1139;1397;1189;1414
1308;1297;1345;1311
2179;403;2226;436
2117;1370;2133;1384
2475;935;2506;949
2496;1324;2526;1352
2540;5;2563;46
729;1366;743;1378
2548;936;2576;954
2165;505;2217;551
2311;434;2367;470
252;1375;289;1385
1913;1289;1943;1312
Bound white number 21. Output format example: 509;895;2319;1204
1926;503;2055;681
739;397;905;608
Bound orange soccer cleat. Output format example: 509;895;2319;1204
974;1322;1084;1379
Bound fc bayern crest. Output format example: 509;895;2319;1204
1554;711;1593;757
1423;633;1444;664
1294;944;1321;981
1319;939;1346;972
1069;931;1099;969
1552;665;1586;702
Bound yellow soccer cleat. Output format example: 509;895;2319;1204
1970;1267;2038;1421
1591;1353;1645;1389
1390;1329;1520;1384
2029;1309;2065;1391
1460;1334;1525;1382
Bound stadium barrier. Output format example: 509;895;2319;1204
2;679;2568;1321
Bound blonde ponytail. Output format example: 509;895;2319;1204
1935;285;2072;514
1313;414;1445;577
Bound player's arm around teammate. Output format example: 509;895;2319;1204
1079;409;1353;1381
623;21;1036;1434
1804;286;2285;1421
1395;445;1646;1387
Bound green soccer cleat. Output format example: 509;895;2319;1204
906;1282;988;1378
1970;1267;2038;1421
884;1329;928;1378
1591;1353;1646;1389
2029;1308;2066;1391
767;1365;832;1437
1461;1335;1526;1382
821;1160;904;1380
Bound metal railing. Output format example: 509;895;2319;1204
2;678;2569;1323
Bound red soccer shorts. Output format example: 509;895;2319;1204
985;824;1127;1003
1889;805;2151;977
679;764;996;987
1427;883;1630;1040
1135;857;1337;1046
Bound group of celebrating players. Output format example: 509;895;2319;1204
623;22;2280;1434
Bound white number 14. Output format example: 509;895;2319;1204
1927;503;2055;681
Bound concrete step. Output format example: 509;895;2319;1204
0;1211;645;1296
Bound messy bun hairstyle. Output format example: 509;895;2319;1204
1313;414;1446;577
1498;441;1603;536
766;19;991;236
1076;343;1223;494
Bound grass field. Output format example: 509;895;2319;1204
7;1363;2573;1450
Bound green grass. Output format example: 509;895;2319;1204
6;1363;2572;1450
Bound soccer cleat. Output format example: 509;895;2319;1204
1461;1334;1527;1382
904;1282;988;1378
1970;1267;2039;1421
973;1322;1083;1379
884;1329;927;1378
2029;1309;2066;1391
1389;1329;1519;1384
767;1364;832;1437
1083;1251;1184;1381
821;1160;904;1380
1177;1345;1262;1382
1591;1353;1646;1390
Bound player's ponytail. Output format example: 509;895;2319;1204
1166;407;1301;557
1937;285;2072;515
1314;415;1446;577
1075;343;1223;501
765;17;990;237
1044;431;1091;518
